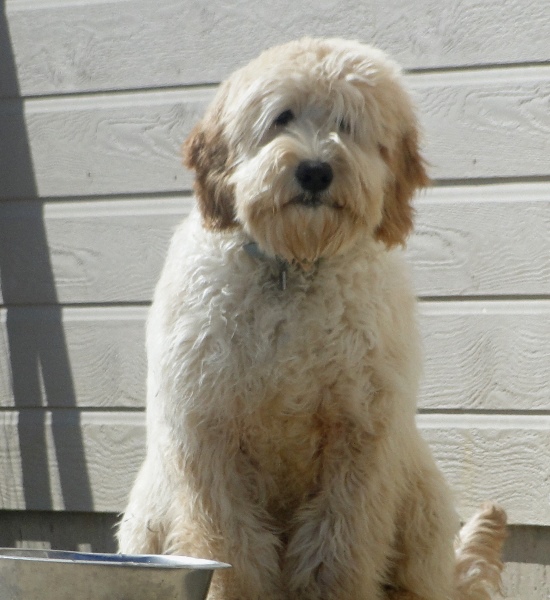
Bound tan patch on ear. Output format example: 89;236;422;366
183;117;237;231
376;129;430;247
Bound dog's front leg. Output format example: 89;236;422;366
283;431;400;600
176;429;285;600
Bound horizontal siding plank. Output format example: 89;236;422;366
417;414;550;527
0;197;192;305
418;300;550;411
0;411;145;512
409;184;550;297
412;68;550;180
0;511;118;553
0;184;548;305
0;306;147;409
502;563;550;600
1;69;549;199
0;301;548;412
0;411;547;524
3;0;550;96
0;89;209;199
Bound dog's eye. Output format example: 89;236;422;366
338;118;351;135
273;109;295;127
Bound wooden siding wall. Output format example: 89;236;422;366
1;0;549;596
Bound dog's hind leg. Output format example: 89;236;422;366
390;439;506;600
389;437;460;600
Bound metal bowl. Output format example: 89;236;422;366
0;548;230;600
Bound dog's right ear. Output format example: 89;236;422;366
376;127;430;248
183;117;237;230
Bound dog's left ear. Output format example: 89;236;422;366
183;116;237;231
376;128;430;247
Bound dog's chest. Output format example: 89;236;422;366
238;404;324;513
223;286;379;510
237;380;362;520
229;281;371;395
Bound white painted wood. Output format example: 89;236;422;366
412;67;550;180
503;563;550;600
0;197;192;305
3;0;549;96
0;511;118;553
0;410;145;512
417;414;550;527
1;1;549;586
0;184;548;304
0;411;548;523
418;300;550;411
409;183;550;297
0;306;147;409
1;69;549;199
1;301;548;411
0;89;210;199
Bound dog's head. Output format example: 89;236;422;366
184;38;428;266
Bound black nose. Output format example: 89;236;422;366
295;160;333;193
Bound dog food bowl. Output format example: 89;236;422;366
0;548;229;600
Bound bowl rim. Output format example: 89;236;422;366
0;548;230;570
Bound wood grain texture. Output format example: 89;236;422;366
0;89;209;199
412;67;550;180
419;300;550;411
1;0;548;586
1;301;548;412
0;306;147;409
0;511;118;553
0;197;192;305
1;69;549;199
502;563;550;600
3;0;550;96
409;183;550;297
0;410;145;512
417;414;550;527
0;411;548;523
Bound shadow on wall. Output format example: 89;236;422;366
0;0;94;539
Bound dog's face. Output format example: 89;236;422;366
184;38;428;266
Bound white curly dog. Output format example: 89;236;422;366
118;38;506;600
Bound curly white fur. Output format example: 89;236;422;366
118;38;506;600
